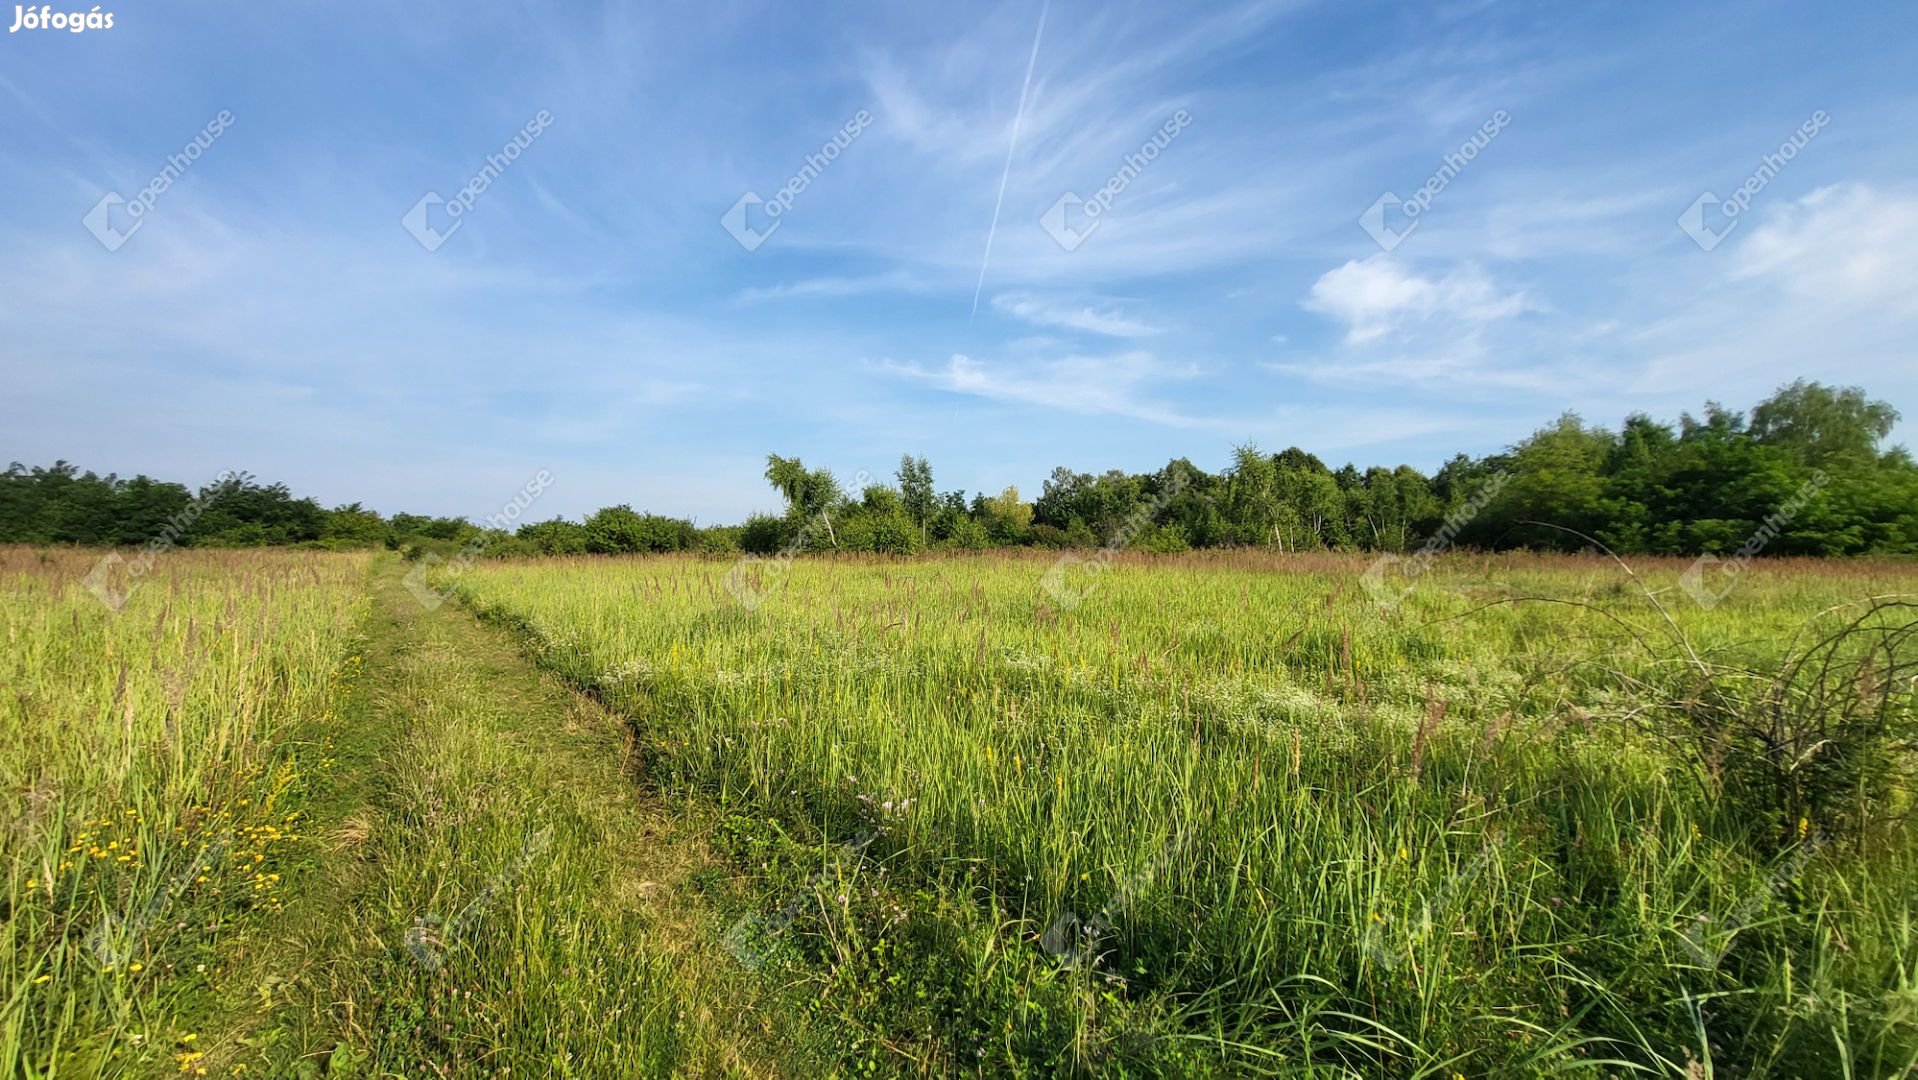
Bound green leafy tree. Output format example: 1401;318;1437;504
897;454;935;543
765;454;843;547
322;503;390;549
1749;380;1900;470
976;486;1033;543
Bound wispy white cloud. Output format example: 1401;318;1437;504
732;269;931;303
1730;183;1918;316
991;291;1163;336
876;350;1207;427
1280;184;1918;426
1267;352;1585;395
1627;183;1918;403
1303;257;1530;344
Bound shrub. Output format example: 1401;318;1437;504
583;506;696;554
738;514;790;555
518;518;589;555
695;526;741;555
1140;524;1191;554
864;510;920;554
1612;592;1918;851
943;517;990;550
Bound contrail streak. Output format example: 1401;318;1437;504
970;1;1049;320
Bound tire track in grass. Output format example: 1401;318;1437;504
246;557;827;1077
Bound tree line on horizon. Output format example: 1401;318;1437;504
4;380;1914;560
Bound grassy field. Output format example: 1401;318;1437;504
4;546;1914;1076
446;550;1918;1077
1;548;368;1076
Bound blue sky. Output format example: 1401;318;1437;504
3;0;1915;523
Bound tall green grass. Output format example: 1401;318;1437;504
0;547;367;1076
449;550;1918;1075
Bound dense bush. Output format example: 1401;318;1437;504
737;514;790;555
518;518;589;555
582;505;698;554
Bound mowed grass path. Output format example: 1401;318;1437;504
4;548;866;1077
258;557;834;1077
